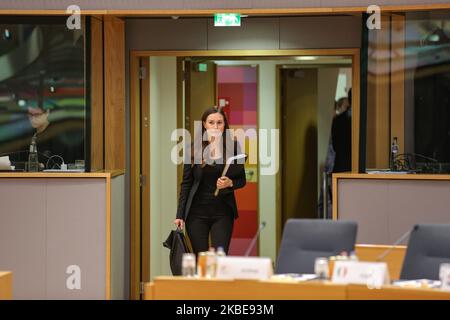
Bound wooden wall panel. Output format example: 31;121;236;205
390;14;405;155
366;15;390;169
90;16;104;170
104;16;125;170
187;61;216;134
282;68;318;221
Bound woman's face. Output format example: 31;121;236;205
203;113;225;139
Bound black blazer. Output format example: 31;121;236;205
176;142;246;221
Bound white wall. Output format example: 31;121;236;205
257;61;280;262
149;56;178;279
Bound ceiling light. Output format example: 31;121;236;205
18;99;27;107
296;56;318;61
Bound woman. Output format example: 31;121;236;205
174;106;246;254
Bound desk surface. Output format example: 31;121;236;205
145;276;450;300
0;272;13;300
0;169;125;178
145;276;347;300
333;172;450;181
347;284;450;300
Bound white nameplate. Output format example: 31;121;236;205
440;264;450;291
332;261;390;288
216;257;273;280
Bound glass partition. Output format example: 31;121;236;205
365;10;450;174
0;17;88;171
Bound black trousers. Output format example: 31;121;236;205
186;213;234;254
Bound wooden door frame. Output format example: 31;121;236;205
129;48;360;298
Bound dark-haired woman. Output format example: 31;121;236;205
174;106;246;254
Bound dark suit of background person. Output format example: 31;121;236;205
175;140;246;254
331;90;352;173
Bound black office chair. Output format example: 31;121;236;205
400;224;450;280
275;219;357;274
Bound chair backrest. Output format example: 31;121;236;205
400;224;450;280
275;219;357;274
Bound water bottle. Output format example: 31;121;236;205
216;246;226;257
205;247;217;278
314;257;329;280
349;251;359;261
181;253;196;277
28;135;39;172
391;137;399;171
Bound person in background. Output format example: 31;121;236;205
174;106;246;254
8;102;84;170
335;97;350;116
318;91;352;218
331;89;352;173
28;105;50;135
7;104;54;169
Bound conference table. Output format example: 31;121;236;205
0;271;12;300
145;276;450;300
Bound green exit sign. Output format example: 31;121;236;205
214;13;241;27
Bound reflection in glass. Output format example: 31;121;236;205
0;18;86;171
366;11;450;173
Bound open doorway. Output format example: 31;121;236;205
279;57;353;230
129;50;359;299
184;59;259;256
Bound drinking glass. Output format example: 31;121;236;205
314;257;330;280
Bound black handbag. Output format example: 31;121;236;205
163;228;191;275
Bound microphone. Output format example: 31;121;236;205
376;225;418;261
244;221;266;256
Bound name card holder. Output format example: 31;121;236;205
331;261;390;288
216;257;273;280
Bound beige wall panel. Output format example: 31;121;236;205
338;178;450;245
126;19;207;51
280;16;361;49
46;179;106;299
0;179;46;299
207;18;279;50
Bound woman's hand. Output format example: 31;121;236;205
174;219;184;230
216;176;233;190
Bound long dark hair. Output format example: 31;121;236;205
192;106;234;166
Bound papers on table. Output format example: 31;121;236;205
392;279;441;289
270;273;318;282
0;156;12;170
